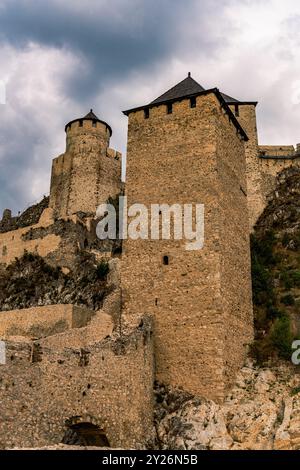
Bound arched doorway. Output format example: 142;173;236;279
62;422;110;447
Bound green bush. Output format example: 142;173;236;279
291;271;300;287
270;315;293;360
280;294;295;306
280;270;300;289
291;386;300;396
96;260;109;279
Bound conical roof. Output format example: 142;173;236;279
83;109;100;120
65;109;112;136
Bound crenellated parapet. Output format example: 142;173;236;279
49;110;122;219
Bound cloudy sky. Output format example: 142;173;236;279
0;0;300;215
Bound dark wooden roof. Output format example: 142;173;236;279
65;109;112;136
83;109;100;120
150;74;205;105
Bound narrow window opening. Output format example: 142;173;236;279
79;120;83;127
234;104;239;117
163;255;169;266
167;103;173;114
92;120;97;127
144;108;149;119
190;97;196;108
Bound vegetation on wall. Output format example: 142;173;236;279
251;229;300;363
250;167;300;364
0;252;111;312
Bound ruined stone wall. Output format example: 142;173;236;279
0;206;108;270
0;197;49;234
122;93;253;401
0;316;154;449
259;145;296;156
0;305;94;339
258;155;300;208
49;120;121;218
0;208;61;266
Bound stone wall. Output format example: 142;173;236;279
49;119;121;218
228;104;264;229
0;206;112;270
121;92;253;401
0;315;154;449
0;197;49;234
258;155;300;208
0;305;94;339
229;102;300;229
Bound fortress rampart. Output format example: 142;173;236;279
0;314;154;449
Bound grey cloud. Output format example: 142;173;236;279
0;0;229;215
0;0;216;103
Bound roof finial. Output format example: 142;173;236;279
90;108;93;112
188;72;191;78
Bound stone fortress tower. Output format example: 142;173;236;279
49;110;121;218
121;74;254;401
120;75;299;402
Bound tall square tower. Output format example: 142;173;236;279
121;76;253;401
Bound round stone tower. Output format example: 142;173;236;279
49;110;121;218
65;109;112;154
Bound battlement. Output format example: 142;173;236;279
125;88;248;142
0;304;95;339
259;144;300;159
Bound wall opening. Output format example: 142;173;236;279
144;108;150;119
163;255;169;265
167;103;173;114
79;120;83;127
234;104;239;117
62;422;110;447
190;97;196;108
92;120;97;127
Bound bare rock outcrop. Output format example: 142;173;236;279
155;360;300;450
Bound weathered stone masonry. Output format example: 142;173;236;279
0;315;154;449
0;74;299;448
121;91;253;401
